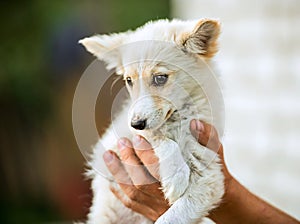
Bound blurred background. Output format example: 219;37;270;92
0;1;169;223
172;0;300;221
0;0;299;223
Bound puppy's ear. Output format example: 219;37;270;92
182;19;220;58
79;33;127;69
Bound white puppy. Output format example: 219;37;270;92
79;18;224;224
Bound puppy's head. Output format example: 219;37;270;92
80;19;220;131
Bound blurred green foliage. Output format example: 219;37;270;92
0;1;71;124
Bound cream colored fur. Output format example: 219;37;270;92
79;19;225;224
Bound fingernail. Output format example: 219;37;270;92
132;135;141;147
195;120;204;132
190;119;196;131
103;151;114;163
118;138;128;150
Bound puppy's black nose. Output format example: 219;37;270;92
131;119;147;130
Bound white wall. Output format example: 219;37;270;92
172;0;300;219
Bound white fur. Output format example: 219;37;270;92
80;19;224;224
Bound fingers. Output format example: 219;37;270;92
103;150;159;203
103;136;163;195
118;137;163;196
190;119;222;154
118;138;156;185
110;188;160;221
103;150;132;185
132;135;160;180
190;120;233;184
103;148;169;221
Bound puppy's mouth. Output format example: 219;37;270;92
165;109;178;121
142;109;178;131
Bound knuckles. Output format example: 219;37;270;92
127;188;140;202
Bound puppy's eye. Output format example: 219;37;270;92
152;74;168;86
126;77;133;87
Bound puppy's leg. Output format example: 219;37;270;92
153;138;190;204
154;140;224;224
154;195;203;224
155;171;223;224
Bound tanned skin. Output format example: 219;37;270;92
103;120;300;224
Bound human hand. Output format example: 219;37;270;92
189;119;232;186
104;121;300;224
103;135;169;221
190;121;299;224
103;120;228;221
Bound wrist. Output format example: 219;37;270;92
208;169;239;223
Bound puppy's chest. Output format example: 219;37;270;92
160;117;212;169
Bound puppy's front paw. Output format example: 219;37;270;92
154;138;190;204
161;162;189;203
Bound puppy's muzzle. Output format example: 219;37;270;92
131;119;147;130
